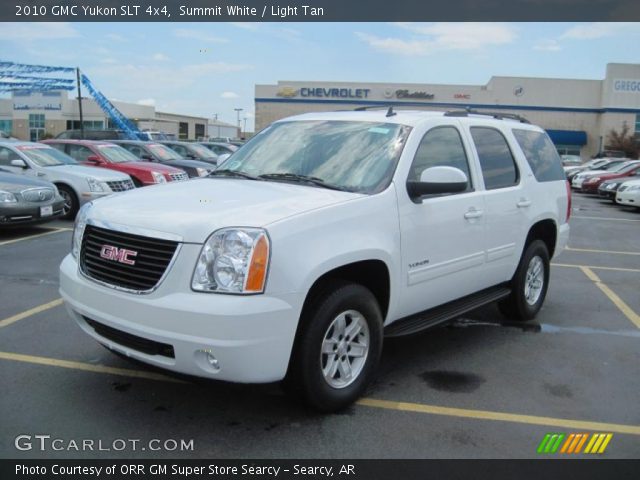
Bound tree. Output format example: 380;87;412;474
606;122;639;159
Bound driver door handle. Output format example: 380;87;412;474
464;208;484;219
517;199;532;208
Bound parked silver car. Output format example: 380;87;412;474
0;141;134;219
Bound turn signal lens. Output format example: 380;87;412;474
245;234;269;292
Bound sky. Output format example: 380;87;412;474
1;22;639;131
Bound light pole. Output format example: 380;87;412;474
234;108;243;137
243;117;247;137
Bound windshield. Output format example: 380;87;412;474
97;145;139;163
220;120;411;194
149;144;182;161
616;162;640;173
186;143;216;158
18;146;78;166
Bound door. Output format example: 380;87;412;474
397;125;487;318
466;126;526;285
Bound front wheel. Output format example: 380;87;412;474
499;240;550;321
286;282;383;412
57;184;79;220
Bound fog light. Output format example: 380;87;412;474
196;348;221;373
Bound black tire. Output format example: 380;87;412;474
285;282;383;412
57;184;79;220
499;240;550;321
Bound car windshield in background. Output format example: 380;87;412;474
97;145;139;163
221;121;411;194
149;144;183;161
18;146;77;166
616;162;640;173
187;143;217;158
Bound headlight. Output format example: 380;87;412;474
0;190;17;203
192;228;270;294
196;167;208;177
152;172;167;184
586;177;600;183
87;177;106;192
71;202;92;259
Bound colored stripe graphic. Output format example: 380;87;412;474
537;433;565;453
540;433;613;454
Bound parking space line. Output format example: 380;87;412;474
1;349;638;436
580;267;640;329
0;228;71;247
567;246;640;256
356;398;640;436
0;298;64;329
570;216;640;223
0;351;186;384
566;246;640;256
552;263;640;273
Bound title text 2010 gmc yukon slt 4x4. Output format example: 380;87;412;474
60;110;570;411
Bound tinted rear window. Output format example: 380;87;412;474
512;129;566;182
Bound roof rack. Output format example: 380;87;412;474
444;107;530;124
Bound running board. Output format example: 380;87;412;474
384;285;511;337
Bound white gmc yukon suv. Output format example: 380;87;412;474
60;109;570;411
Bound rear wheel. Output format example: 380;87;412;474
57;184;78;220
285;282;383;412
499;240;550;321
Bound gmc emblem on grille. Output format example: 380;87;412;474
99;245;138;265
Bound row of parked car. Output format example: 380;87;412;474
564;157;640;209
0;138;239;227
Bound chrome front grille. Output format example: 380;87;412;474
80;225;178;292
106;179;136;192
169;172;189;182
21;188;54;202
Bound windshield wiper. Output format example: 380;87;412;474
208;169;262;180
258;173;348;191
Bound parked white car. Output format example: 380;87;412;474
616;178;640;209
60;109;570;411
0;141;134;219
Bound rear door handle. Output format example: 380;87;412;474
517;199;532;208
464;208;484;219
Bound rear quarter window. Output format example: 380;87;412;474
512;129;566;182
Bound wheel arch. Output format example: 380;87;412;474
524;218;558;259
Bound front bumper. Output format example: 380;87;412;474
59;252;302;383
616;190;639;207
0;199;65;226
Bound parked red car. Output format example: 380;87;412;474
580;160;640;193
42;140;189;187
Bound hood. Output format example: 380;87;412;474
117;161;182;174
164;159;213;170
620;178;640;187
88;178;362;243
577;169;608;178
0;172;53;192
47;164;131;180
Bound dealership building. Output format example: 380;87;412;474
255;63;640;158
0;91;239;141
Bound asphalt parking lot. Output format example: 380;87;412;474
0;193;638;459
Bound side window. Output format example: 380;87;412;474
470;127;519;190
512;129;565;182
48;143;66;153
125;145;142;157
408;126;472;191
67;144;94;162
0;146;21;166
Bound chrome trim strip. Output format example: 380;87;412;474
86;218;183;242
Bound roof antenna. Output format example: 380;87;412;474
386;106;396;117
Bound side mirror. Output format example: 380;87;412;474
10;159;28;169
407;166;468;200
86;155;102;164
